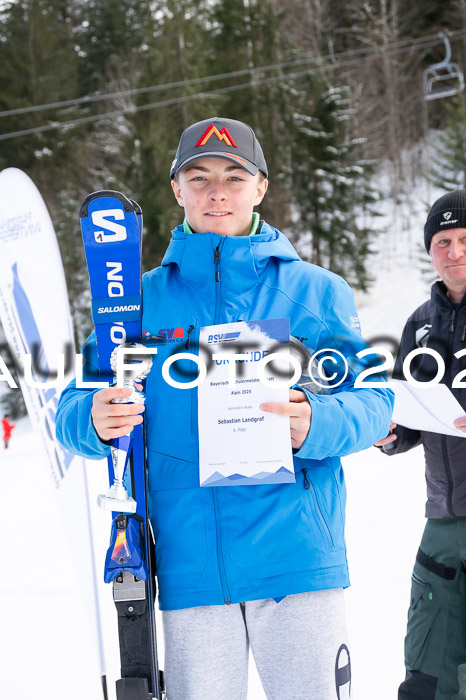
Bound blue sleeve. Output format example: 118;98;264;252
378;318;421;456
55;331;111;460
294;277;394;460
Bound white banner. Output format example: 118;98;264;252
0;168;106;688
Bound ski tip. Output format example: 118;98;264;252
79;190;136;218
131;199;142;215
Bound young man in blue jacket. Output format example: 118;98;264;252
57;117;393;699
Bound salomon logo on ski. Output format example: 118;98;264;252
91;208;128;243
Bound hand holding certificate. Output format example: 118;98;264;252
198;318;296;486
260;388;312;451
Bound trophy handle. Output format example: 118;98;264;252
98;434;137;513
98;343;153;513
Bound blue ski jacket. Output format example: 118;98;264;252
56;222;393;610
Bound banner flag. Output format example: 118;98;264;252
0;168;107;693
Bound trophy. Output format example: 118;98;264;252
97;343;153;513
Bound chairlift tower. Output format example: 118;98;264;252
423;31;464;101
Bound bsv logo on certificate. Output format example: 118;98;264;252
198;318;295;487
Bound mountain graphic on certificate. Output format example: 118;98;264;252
201;465;295;487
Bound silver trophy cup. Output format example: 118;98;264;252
97;343;153;513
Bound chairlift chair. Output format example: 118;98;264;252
423;31;464;101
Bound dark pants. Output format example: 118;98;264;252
399;518;466;700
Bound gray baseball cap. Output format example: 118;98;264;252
170;117;268;179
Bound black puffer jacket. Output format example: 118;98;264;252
384;281;466;518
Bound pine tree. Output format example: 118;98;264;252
126;0;227;269
206;0;292;228
0;0;80;172
73;0;154;94
285;81;379;290
431;95;466;190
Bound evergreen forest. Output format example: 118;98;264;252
1;0;466;346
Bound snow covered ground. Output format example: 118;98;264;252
1;190;438;700
2;419;427;700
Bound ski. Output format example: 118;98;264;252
80;190;164;700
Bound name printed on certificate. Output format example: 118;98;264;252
198;318;295;487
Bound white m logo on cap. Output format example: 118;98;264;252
444;211;452;220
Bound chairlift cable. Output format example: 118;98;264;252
1;28;465;120
1;30;465;141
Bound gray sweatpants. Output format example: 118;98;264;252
162;589;351;700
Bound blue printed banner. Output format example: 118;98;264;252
0;167;106;683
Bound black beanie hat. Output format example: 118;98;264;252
424;189;466;252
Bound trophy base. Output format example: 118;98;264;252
97;493;137;513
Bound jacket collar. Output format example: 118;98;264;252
161;221;301;296
431;280;466;310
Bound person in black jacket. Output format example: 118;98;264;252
375;189;466;700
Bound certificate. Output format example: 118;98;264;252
391;379;466;437
198;318;295;486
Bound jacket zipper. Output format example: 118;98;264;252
212;489;232;604
449;309;456;333
185;324;197;434
302;468;335;549
185;324;195;350
214;244;221;283
442;435;455;517
214;242;223;324
445;312;457;516
212;238;231;603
